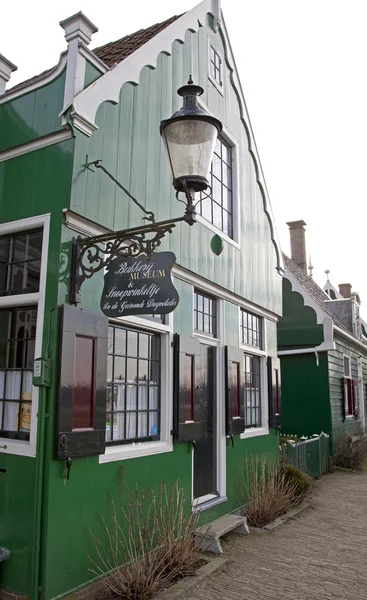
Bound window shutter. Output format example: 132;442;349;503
172;334;207;443
225;346;245;435
267;356;281;428
56;304;108;459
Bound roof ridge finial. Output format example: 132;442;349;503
308;254;314;278
325;269;330;282
188;75;193;85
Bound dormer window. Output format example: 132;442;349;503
209;42;223;91
326;288;336;299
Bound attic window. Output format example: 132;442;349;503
209;42;223;91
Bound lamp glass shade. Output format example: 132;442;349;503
161;117;218;192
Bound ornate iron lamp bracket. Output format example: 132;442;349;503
69;159;199;305
69;219;185;304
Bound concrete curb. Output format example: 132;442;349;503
155;556;230;600
251;501;311;533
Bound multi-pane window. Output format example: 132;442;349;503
244;354;261;427
142;313;166;324
198;137;233;238
0;307;37;440
209;43;222;88
0;229;42;296
344;356;351;377
106;324;160;445
241;309;262;348
194;290;216;337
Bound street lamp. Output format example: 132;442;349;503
160;77;222;224
70;78;222;304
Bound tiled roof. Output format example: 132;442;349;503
283;254;350;333
93;14;181;67
7;13;181;93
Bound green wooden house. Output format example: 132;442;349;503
0;2;283;599
279;220;367;450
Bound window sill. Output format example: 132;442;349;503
99;440;173;463
195;215;240;250
0;438;36;458
240;426;269;440
194;495;228;512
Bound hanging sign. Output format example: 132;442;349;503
100;251;179;318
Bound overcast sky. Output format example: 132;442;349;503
2;0;366;306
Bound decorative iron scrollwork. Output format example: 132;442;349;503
70;221;177;304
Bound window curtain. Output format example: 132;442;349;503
0;370;32;431
114;380;158;440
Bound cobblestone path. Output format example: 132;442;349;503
183;471;367;600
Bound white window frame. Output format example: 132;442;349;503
99;313;173;463
193;294;226;504
197;101;240;248
343;354;354;418
343;354;351;378
0;214;50;458
239;310;269;439
208;40;224;94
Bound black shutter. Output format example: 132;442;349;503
173;334;206;443
56;304;108;459
225;346;245;435
267;356;281;428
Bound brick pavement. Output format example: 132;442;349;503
182;471;367;600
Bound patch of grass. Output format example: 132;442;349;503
88;481;204;600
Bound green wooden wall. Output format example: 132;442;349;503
279;276;367;449
328;335;367;447
0;16;284;600
0;139;74;596
84;61;104;89
0;71;66;153
70;20;282;316
278;279;323;349
281;353;331;437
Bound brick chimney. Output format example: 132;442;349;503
339;283;352;299
286;220;307;274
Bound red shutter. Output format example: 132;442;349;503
56;305;108;459
172;334;206;443
347;378;353;415
225;346;245;435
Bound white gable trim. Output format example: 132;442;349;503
283;271;336;350
284;271;328;325
69;0;219;132
0;54;67;105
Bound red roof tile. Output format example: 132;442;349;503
93;14;181;67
